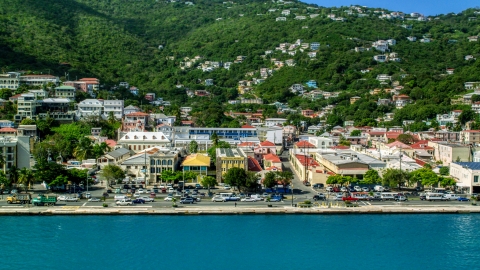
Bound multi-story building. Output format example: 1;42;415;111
215;148;248;182
118;131;171;152
450;162;480;193
77;99;104;118
460;130;480;144
0;136;31;171
15;94;42;121
54;86;76;100
19;74;59;87
63;78;99;94
181;154;212;181
120;112;150;133
103;100;124;119
264;118;287;127
28;89;48;100
428;141;471;165
37;98;75;122
0;73;20;89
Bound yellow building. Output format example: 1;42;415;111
215;148;248;182
181;154;212;181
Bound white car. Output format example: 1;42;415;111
224;185;231;190
334;194;344;201
241;197;257;202
354;186;362;192
164;196;174;201
168;187;174;193
166;184;173;189
88;197;101;202
326;187;334;192
362;187;370;192
159;184;166;189
138;189;145;194
340;187;347;192
140;196;154;202
212;196;226;202
116;200;132;206
58;196;79;202
133;193;140;198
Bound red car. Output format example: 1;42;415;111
149;192;156;198
342;196;359;202
333;187;341;193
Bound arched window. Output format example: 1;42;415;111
168;160;173;165
162;160;167;165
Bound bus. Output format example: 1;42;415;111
425;193;446;201
219;193;240;201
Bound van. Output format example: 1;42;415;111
442;194;459;201
114;195;128;202
380;193;395;200
426;193;446;201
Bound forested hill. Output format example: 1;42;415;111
1;0;480;127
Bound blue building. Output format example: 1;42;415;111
306;80;317;88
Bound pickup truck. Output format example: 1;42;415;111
116;199;132;206
342;196;359;202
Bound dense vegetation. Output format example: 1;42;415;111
1;0;480;128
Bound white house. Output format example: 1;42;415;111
264;118;287;127
450;162;480;193
77;99;103;118
103;100;124;119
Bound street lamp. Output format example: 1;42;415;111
291;183;294;207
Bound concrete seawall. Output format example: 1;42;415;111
2;205;480;216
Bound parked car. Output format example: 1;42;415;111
367;196;383;201
326;187;334;192
140;196;154;202
180;197;195;204
149;192;156;198
88;197;101;202
241;197;257;202
304;181;311;186
420;194;426;200
362;187;370;192
223;185;231;190
132;198;146;204
394;195;408;201
313;183;324;189
58;196;79;202
457;197;470;201
340;187;347;192
269;197;281;202
354;186;362;192
195;184;203;189
116;200;132;206
334;194;344;201
313;193;326;201
164;196;174;201
212;196;226;202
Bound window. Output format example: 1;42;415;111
475;176;479;183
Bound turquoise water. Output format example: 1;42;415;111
1;214;479;269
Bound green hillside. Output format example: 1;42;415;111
1;0;480;128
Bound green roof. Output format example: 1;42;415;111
55;86;75;90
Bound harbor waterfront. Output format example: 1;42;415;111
2;204;480;215
2;214;480;269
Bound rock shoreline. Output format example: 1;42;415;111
1;205;480;216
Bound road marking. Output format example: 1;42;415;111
82;203;87;207
2;206;24;208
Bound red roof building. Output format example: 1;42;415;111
247;156;262;172
295;141;316;148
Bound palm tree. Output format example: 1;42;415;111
74;137;93;161
18;168;35;192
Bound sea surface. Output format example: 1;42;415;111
1;214;479;269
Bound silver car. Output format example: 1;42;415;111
212;196;226;202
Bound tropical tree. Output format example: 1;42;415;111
439;166;450;176
200;176;218;193
326;175;343;186
8;165;18;186
101;164;125;186
440;177;456;188
396;134;415;145
74;137;93;161
350;130;361;136
183;171;198;183
211;132;219;146
0;171;11;191
223;167;247;191
382;168;410;189
207;140;230;162
409;168;439;188
361;169;382;185
276;171;293;187
245;171;260;191
263;171;278;189
92;142;111;159
18;168;35;192
189;140;198;153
